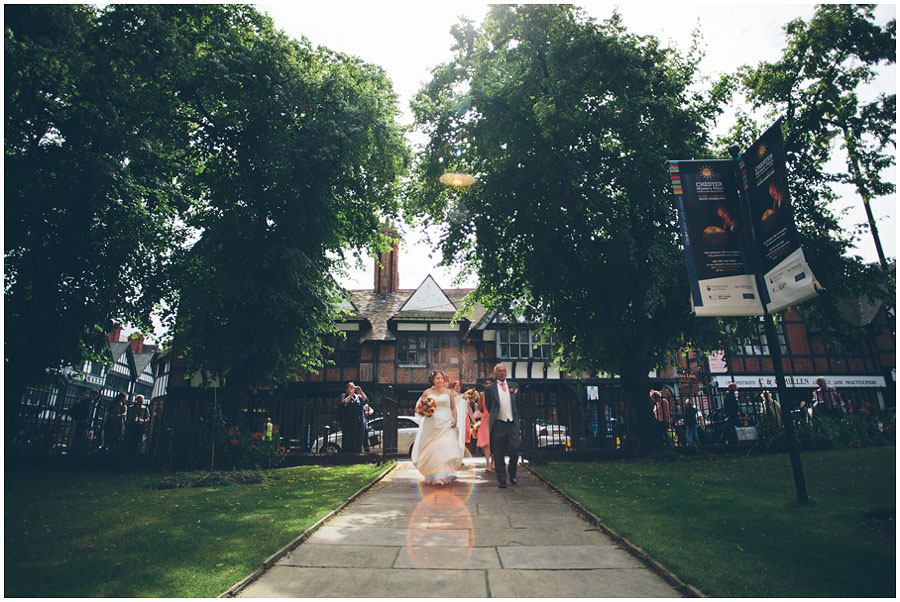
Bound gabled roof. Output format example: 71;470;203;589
346;284;488;342
109;342;130;364
338;293;361;316
348;290;411;341
133;351;155;376
835;296;886;329
396;275;457;316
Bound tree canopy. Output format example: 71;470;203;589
4;4;409;424
4;5;194;435
725;4;895;349
168;5;409;409
405;5;721;442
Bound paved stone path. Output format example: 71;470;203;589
238;459;682;598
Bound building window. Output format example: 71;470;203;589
728;322;788;357
396;334;459;366
497;328;553;359
397;334;428;365
324;335;360;366
106;373;131;393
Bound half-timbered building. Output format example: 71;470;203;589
145;227;894;455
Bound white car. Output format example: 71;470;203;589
313;415;421;455
536;420;571;449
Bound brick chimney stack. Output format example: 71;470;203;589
129;334;145;354
108;325;123;343
374;220;400;298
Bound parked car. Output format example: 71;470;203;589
535;419;571;449
313;415;421;455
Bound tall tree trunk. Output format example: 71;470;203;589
619;340;664;448
220;371;252;425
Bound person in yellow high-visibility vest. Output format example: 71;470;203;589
264;417;274;441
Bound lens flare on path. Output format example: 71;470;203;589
406;490;474;570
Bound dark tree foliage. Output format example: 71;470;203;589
406;5;721;444
5;4;409;432
165;6;409;412
4;5;193;438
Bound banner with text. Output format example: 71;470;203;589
739;121;820;312
669;159;764;316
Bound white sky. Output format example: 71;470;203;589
259;1;897;292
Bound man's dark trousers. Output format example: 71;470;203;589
491;419;520;485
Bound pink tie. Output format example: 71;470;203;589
501;382;507;392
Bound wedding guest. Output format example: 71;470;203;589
723;382;740;447
814;377;845;420
683;400;699;447
339;382;366;453
477;378;494;471
451;380;475;455
126;394;150;456
102;392;127;453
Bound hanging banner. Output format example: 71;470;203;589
669;159;764;316
739;120;820;313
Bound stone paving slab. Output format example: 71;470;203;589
323;514;416;529
393;546;502;570
337;504;468;518
507;513;595;529
275;544;398;569
471;527;614;547
427;514;512;530
240;566;489;598
306;525;472;547
487;568;681;598
475;502;581;515
497;544;644;569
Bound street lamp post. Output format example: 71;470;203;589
729;145;809;505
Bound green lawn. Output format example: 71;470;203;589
5;462;391;597
531;447;895;597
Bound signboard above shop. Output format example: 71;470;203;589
713;375;887;389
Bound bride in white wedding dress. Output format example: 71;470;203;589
411;370;465;485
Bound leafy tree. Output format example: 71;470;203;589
727;4;895;349
4;5;193;440
406;5;720;444
168;6;409;413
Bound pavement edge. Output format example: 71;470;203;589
524;464;707;598
219;460;399;598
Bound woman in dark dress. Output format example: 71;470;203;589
339;382;366;453
102;392;127;453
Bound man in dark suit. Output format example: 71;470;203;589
483;363;520;488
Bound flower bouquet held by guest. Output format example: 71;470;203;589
464;387;480;454
411;370;463;485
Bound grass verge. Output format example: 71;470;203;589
5;462;391;597
531;447;895;598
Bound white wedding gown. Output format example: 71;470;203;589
411;393;466;484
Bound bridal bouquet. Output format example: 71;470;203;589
415;396;437;418
464;388;479;401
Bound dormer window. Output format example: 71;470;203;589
497;327;553;359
